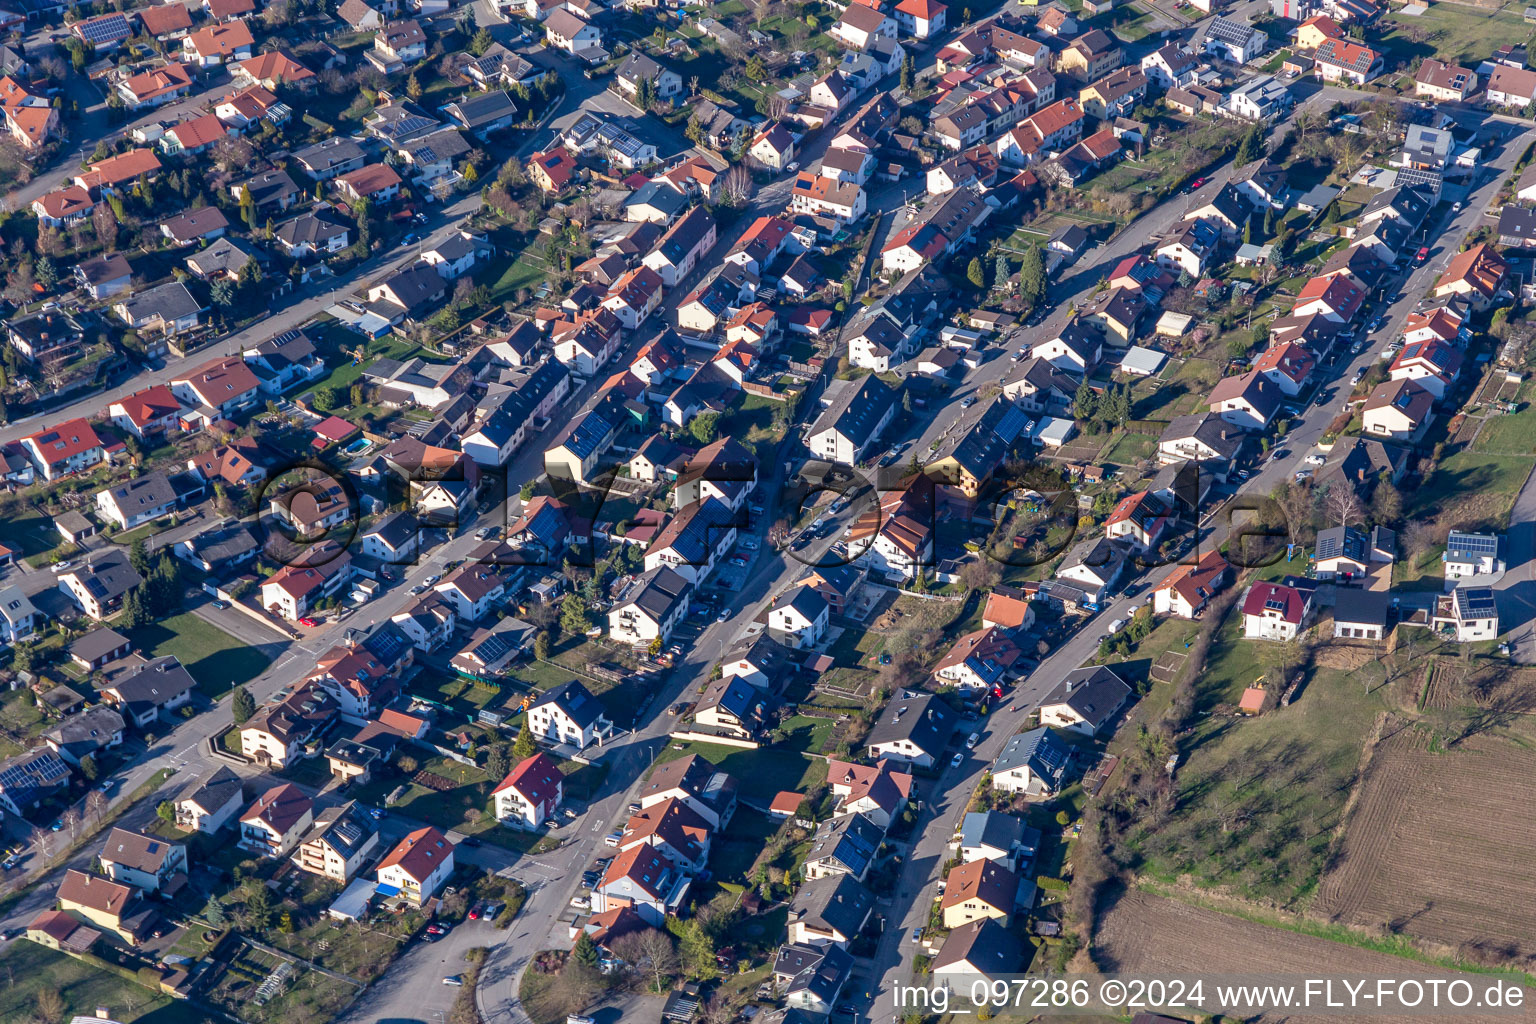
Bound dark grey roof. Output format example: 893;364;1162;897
178;765;243;812
531;680;607;729
103;471;177;516
76;252;131;286
959;810;1026;854
624;566;692;622
293;136;366;175
109;655;194;706
239;168;300;206
276;211;349;247
624;181;687;218
790;873;873;938
1040;666;1130;729
69;626;131;665
303;800;378;860
810;374;896;444
993;726;1071;783
866;691;955;757
445;89;517;130
43;706;125;753
117;281;202;323
783;942;853;1004
364;510;417;551
1453;586;1497;620
377;264;446;311
64;550;144;605
1315;525;1368;564
1159;411;1245;459
1336;589;1390;626
808;812;882;876
188;520;258;564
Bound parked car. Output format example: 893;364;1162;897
603;832;623;847
443;976;464;987
716;609;730;623
298;617;318;628
423;574;441;585
1305;454;1326;466
950;752;964;768
965;732;980;749
910;928;923;944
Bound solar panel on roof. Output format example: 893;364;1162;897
1264;597;1286;611
77;14;130;44
474;633;514;662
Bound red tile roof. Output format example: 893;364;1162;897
377;825;453;882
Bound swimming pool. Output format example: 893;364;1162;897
342;438;372;456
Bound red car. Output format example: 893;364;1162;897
1187;177;1207;192
298;617;318;627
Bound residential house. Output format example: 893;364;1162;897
1443;530;1503;580
491;752;564;829
592;844;690;926
1207;370;1280;432
238;783;315;857
1434;242;1507;310
1038;666;1131;736
1151;550;1230;618
294;801;380;882
866;691;955;768
57;551;143;622
804;812;882;881
527;681;614;749
1362;378;1433;440
941;858;1018;928
932;626;1021;697
788;873;874;948
57;870;151;947
990;726;1072;796
1241;581;1313;640
42;707;124;766
376;826;455;905
1432;586;1499;642
99;827;186;893
174;766;243;834
806;375;896;465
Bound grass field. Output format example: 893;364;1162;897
1379;2;1531;68
1471;407;1536;456
1101;431;1158;469
1413;450;1534;532
1119;615;1393;908
0;941;202;1024
649;740;828;801
128;613;272;699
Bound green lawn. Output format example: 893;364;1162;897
1101;431;1157;468
1471;408;1536;457
7;507;61;558
649;740;828;801
128;612;273;699
352;756;546;853
778;714;835;755
0;940;204;1024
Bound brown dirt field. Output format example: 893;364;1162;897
1311;643;1380;673
1095;890;1534;1024
1315;723;1536;966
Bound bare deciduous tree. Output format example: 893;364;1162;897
1324;484;1365;527
722;164;753;206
